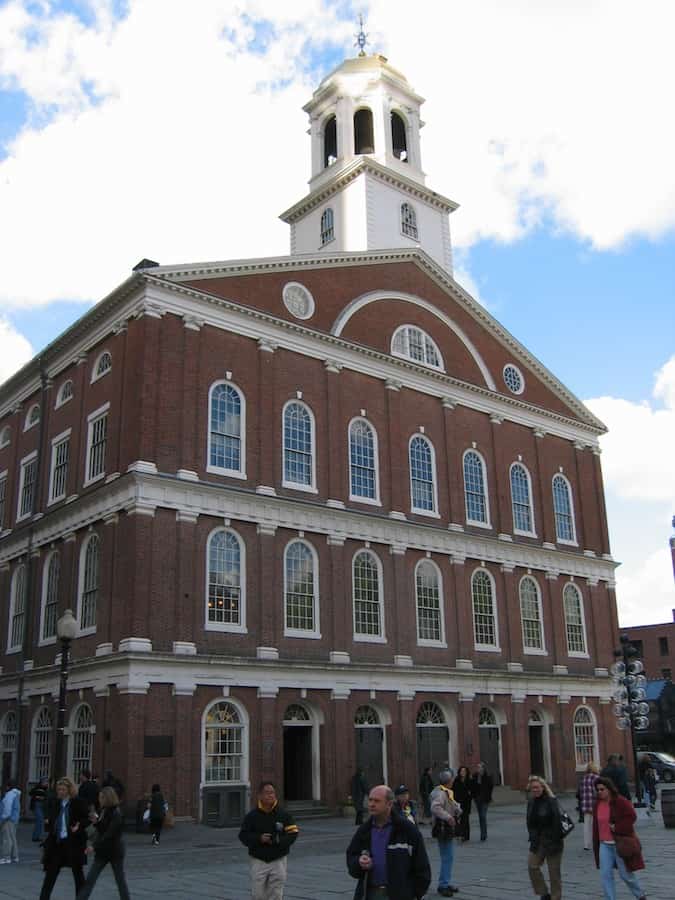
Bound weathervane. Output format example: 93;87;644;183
354;14;368;57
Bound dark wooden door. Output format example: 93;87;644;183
478;728;502;785
283;726;313;801
529;726;545;778
417;726;449;783
355;728;384;790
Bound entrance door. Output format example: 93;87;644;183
355;728;384;789
417;727;449;783
478;728;502;785
283;726;313;801
529;726;545;778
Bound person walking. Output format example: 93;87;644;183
452;766;472;842
526;775;564;900
0;778;21;864
78;770;100;812
351;768;369;826
148;784;166;846
30;777;49;842
643;767;657;810
76;786;131;899
601;754;631;801
579;762;600;850
239;781;299;900
346;784;430;900
470;761;494;841
418;767;434;826
394;785;417;825
39;777;89;898
430;769;461;897
592;777;647;900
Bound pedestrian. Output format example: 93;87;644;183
469;761;493;841
346;783;430;900
452;766;472;842
101;770;125;802
148;783;166;846
578;762;600;850
592;776;647;900
39;777;89;898
526;775;564;900
76;786;131;899
351;768;369;826
394;785;417;825
30;777;49;842
601;754;631;801
78;770;100;812
644;767;657;810
430;769;462;897
238;781;299;900
0;778;21;865
418;767;434;825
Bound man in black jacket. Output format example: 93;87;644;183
78;769;100;811
600;754;631;800
39;777;90;899
239;781;299;899
346;784;431;900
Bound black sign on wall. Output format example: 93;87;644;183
143;736;174;758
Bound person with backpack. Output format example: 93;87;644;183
148;784;166;846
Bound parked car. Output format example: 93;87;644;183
638;751;675;782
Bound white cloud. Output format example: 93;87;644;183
0;318;33;384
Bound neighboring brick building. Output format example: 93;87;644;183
625;612;675;683
0;52;625;822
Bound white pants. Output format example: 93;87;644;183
0;820;18;861
584;812;593;849
251;856;288;900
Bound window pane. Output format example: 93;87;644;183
285;542;315;631
204;702;243;783
350;421;376;499
88;414;107;481
520;577;542;650
210;385;242;471
80;537;99;630
553;475;574;541
20;459;37;517
416;562;441;641
464;452;487;523
10;566;27;649
564;584;586;653
208;532;241;625
43;554;60;641
353;552;381;636
511;464;532;532
410;437;435;511
51;437;70;501
283;403;313;486
472;571;496;647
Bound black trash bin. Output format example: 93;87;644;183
661;788;675;828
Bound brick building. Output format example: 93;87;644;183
625;612;675;683
0;52;625;822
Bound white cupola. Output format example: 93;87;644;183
280;52;458;273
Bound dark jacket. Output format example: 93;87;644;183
239;803;299;862
29;784;47;810
470;772;494;804
452;776;472;806
78;779;100;810
600;763;630;800
526;794;564;857
347;813;431;900
592;795;645;872
351;772;369;806
419;772;434;800
91;806;125;862
42;795;90;869
149;790;166;821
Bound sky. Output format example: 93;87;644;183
0;0;673;628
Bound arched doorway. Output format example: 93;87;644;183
354;705;385;788
478;708;502;785
416;702;449;783
282;704;314;802
528;710;549;780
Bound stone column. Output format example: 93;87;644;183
324;360;345;506
385;379;406;519
256;339;278;496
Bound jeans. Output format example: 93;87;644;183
599;842;644;900
475;801;488;840
33;801;45;841
437;839;455;889
0;820;18;861
76;856;130;900
583;812;593;849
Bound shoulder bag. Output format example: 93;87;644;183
431;817;455;840
557;801;575;838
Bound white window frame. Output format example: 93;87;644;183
463;448;491;528
408;434;440;518
552;473;578;545
55;380;74;409
30;706;53;783
391;324;445;372
348;417;381;506
6;563;27;653
519;575;547;655
281;399;318;494
48;428;71;505
201;698;250;790
206;380;247;479
0;426;10;448
0;469;7;531
23;403;40;432
68;703;95;783
415;558;446;647
39;550;60;647
76;533;100;636
320;207;335;246
563;581;589;658
84;402;110;487
283;539;321;639
471;568;500;652
91;350;112;383
16;450;38;522
573;705;599;771
510;462;536;536
400;202;419;241
205;526;247;634
352;548;386;644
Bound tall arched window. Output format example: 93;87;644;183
78;534;100;632
349;419;379;502
510;463;535;534
320;207;334;245
283;401;315;490
354;108;374;154
204;701;246;784
24;403;40;431
563;583;587;655
391;325;443;370
32;707;52;782
206;529;244;631
552;474;576;543
323;115;337;167
7;564;27;652
472;569;498;649
1;711;17;778
208;382;245;476
284;540;319;636
56;379;74;408
463;450;490;525
70;704;94;783
519;576;545;652
0;426;10;448
41;552;60;643
573;707;598;768
92;350;112;382
391;112;408;161
409;435;437;514
400;202;418;240
352;550;383;640
415;560;444;644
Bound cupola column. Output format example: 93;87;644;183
336;95;353;165
310;115;322;177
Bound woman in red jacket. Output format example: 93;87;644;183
592;777;646;900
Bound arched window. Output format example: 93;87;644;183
520;576;544;652
391;112;408;161
70;704;94;783
284;704;311;722
320;207;334;245
416;701;445;724
354;108;374;154
472;569;498;649
0;426;10;448
352;550;383;640
552;474;576;543
463;450;490;525
563;583;587;655
478;708;497;727
283;401;315;490
284;540;319;636
354;705;380;726
41;552;60;643
206;529;244;631
78;534;100;632
391;325;443;370
573;707;598;769
323;115;337;167
510;463;535;534
1;711;17;776
400;202;418;240
409;435;437;514
349;419;379;502
92;350;112;382
32;707;52;781
208;382;245;476
7;564;27;651
24;403;40;430
204;701;246;784
416;560;444;644
56;380;74;408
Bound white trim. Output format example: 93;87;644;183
477;705;505;784
509;461;537;537
0;711;18;780
572;704;600;771
200;697;250;799
519;574;547;655
29;705;53;784
67;701;94;781
414;558;447;647
16;450;38;522
408;433;439;517
463;448;491;527
552;473;578;546
38;550;60;647
347;417;381;505
83;402;110;488
55;379;74;409
281;699;323;801
352;547;386;643
281;399;317;493
503;364;525;395
0;469;8;530
76;532;100;636
399;201;420;243
205;526;247;634
562;581;589;658
90;350;112;384
48;428;72;505
6;563;27;653
23;403;40;432
206;380;247;480
471;567;501;652
391;323;444;371
0;426;10;449
283;538;321;639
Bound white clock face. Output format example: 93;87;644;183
282;282;315;320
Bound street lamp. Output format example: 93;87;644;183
611;634;649;806
54;609;78;779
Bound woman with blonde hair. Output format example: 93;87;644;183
526;775;564;900
76;786;130;899
579;762;600;850
40;777;89;899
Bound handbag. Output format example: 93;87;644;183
142;808;150;823
557;802;575;838
615;832;641;860
431;818;455;840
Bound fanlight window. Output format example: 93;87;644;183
553;474;576;542
391;325;443;370
320;207;334;245
25;404;40;430
323;115;337;167
478;708;497;727
528;710;543;725
71;704;94;783
57;380;74;407
284;704;310;722
573;707;597;768
416;702;445;725
204;702;244;783
93;351;112;380
354;705;380;726
401;203;418;240
391;112;408;161
33;707;52;781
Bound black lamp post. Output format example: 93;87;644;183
53;609;78;780
611;634;649;806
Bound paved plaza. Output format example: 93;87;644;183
0;800;672;899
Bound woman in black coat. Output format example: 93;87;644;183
470;762;494;841
526;775;564;900
148;783;166;846
39;778;90;900
452;766;472;841
76;786;130;899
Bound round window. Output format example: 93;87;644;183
282;282;315;320
503;364;524;395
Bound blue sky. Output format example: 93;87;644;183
0;0;674;626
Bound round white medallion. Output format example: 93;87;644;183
282;282;315;320
503;364;525;395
